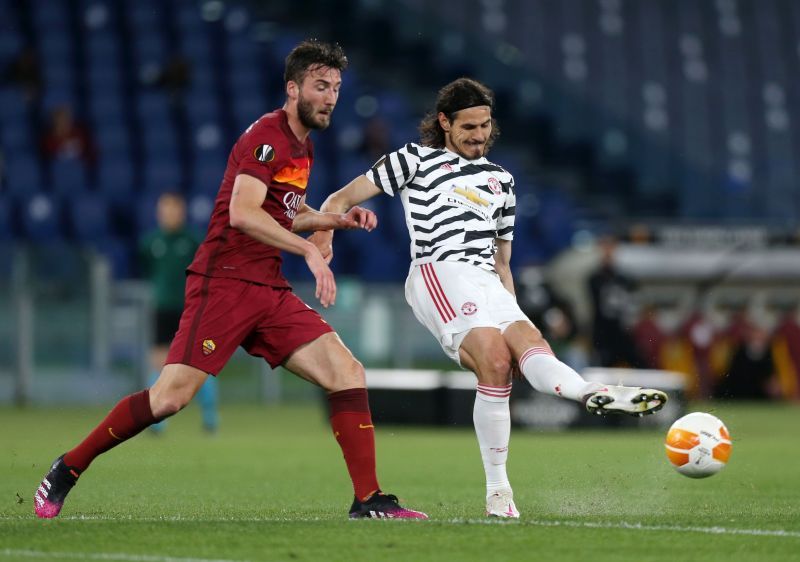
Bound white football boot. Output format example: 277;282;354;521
486;489;520;519
585;385;668;417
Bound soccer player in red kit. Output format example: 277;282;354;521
33;40;427;520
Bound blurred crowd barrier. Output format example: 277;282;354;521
3;234;800;406
365;367;686;429
521;229;800;402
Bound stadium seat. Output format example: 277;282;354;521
135;191;161;234
185;92;221;125
0;119;34;152
50;159;90;199
21;193;62;242
96;155;135;206
4;153;44;199
179;34;212;62
228;68;265;96
86;61;125;93
140;122;179;160
190;156;226;197
0;26;23;66
143;156;183;193
89;94;126;126
0;196;14;240
95;122;132;158
0;88;29;123
187;193;214;233
91;235;132;279
136;92;172;123
69;194;111;241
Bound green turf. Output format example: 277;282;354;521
2;402;799;561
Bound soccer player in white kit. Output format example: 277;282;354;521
312;78;668;518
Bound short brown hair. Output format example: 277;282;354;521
419;77;499;149
284;40;348;85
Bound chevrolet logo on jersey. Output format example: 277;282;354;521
453;186;491;207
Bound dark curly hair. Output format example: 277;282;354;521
284;40;348;85
419;77;499;150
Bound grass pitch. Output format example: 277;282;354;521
1;401;799;561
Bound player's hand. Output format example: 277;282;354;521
308;230;334;264
304;244;336;307
338;206;377;232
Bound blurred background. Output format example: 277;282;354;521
1;0;799;425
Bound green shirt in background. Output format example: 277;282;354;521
138;228;201;312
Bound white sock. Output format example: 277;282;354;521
519;346;603;402
474;383;512;497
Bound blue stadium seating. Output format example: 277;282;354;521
95;122;132;158
21;194;62;242
187;193;214;233
96;155;135;206
190;156;226;197
5;153;44;199
92;236;132;279
69;194;111;241
0;196;13;240
0;119;34;152
0;88;30;123
3;0;797;279
50;159;90;199
143;155;182;193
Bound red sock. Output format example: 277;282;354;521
328;388;380;501
63;389;158;472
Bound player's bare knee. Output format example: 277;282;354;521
477;349;512;386
328;358;366;391
527;324;545;344
150;390;190;418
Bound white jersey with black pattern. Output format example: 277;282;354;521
365;143;516;272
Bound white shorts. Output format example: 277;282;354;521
404;261;530;364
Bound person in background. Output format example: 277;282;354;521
139;192;217;433
716;323;779;400
40;105;96;166
2;46;41;103
587;234;644;368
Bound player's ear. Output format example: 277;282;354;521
437;112;451;133
286;80;299;101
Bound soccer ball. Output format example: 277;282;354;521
664;412;732;478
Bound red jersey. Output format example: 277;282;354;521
188;109;313;287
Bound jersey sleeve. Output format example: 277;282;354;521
497;177;516;240
236;129;279;186
365;143;420;196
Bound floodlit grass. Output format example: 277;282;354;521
2;401;799;561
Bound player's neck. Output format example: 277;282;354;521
282;104;311;143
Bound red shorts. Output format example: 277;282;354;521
166;273;334;374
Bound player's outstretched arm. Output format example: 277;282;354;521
309;175;383;263
230;174;336;307
291;202;377;233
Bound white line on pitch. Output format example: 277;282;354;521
3;514;799;539
0;550;247;562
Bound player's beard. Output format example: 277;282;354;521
447;131;486;160
298;95;331;130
